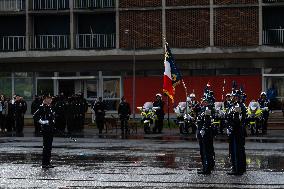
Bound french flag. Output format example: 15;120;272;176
163;42;182;103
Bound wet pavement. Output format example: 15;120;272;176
0;128;284;188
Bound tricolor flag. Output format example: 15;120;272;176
163;42;182;103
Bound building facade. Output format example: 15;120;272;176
0;0;284;113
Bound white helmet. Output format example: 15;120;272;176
156;93;162;97
226;93;232;97
189;93;196;98
260;92;266;96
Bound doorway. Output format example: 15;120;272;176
58;80;75;97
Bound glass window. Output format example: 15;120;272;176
86;80;98;99
103;78;120;99
264;68;284;74
14;77;33;99
37;80;54;96
240;68;261;75
0;76;12;97
14;72;33;77
37;72;54;77
266;77;284;97
103;99;119;111
59;72;76;77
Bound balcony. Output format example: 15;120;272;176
263;0;284;3
32;0;69;10
0;0;25;12
263;29;284;45
0;36;26;51
75;33;115;49
74;0;115;9
30;35;69;50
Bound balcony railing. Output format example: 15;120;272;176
263;0;284;3
0;0;25;11
30;35;69;50
32;0;69;10
74;0;115;9
76;33;115;49
263;29;284;45
0;36;26;51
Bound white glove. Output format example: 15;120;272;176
200;129;205;138
226;128;231;136
39;119;49;125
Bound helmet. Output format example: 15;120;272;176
226;93;231;97
260;92;266;96
232;90;241;97
189;93;195;98
156;93;162;97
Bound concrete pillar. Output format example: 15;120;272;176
162;0;166;47
116;0;119;49
210;0;214;47
259;0;263;46
70;0;75;49
25;0;30;50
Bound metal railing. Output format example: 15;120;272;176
263;29;284;45
0;0;25;11
0;36;26;51
74;0;115;9
32;0;69;10
30;35;69;50
76;33;115;49
263;0;284;3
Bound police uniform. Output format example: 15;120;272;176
196;99;215;175
31;96;42;135
258;93;270;133
118;97;131;135
33;98;55;168
227;91;246;175
53;95;66;133
153;94;165;133
92;98;105;134
14;97;27;135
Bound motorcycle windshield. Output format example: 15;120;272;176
143;102;153;109
249;101;260;111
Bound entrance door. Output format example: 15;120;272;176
59;80;75;97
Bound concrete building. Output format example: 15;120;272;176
0;0;284;114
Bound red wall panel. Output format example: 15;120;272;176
124;75;262;113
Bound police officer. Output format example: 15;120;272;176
118;96;131;135
78;93;88;132
224;93;232;110
66;96;75;133
33;95;55;169
196;97;215;175
31;95;42;136
258;92;270;134
227;90;246;175
92;97;105;134
188;93;200;134
53;94;66;133
153;93;165;133
14;95;27;136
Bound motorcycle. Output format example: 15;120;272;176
212;102;226;135
137;102;158;134
246;101;263;135
174;102;190;134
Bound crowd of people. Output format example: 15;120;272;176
0;94;27;136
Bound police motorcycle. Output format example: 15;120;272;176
246;101;263;135
137;102;159;134
212;102;226;135
174;102;195;134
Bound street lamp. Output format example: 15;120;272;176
124;29;136;119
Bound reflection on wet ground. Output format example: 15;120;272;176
0;128;284;188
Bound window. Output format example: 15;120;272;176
14;77;33;99
0;73;12;97
86;79;98;99
37;79;54;96
103;77;120;111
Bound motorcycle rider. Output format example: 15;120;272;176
118;96;131;135
224;93;232;110
92;97;106;134
227;90;247;175
153;93;165;134
258;92;270;134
